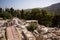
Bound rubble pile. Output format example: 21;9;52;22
34;25;60;40
0;17;60;40
0;27;6;40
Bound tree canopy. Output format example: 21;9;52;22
0;7;60;27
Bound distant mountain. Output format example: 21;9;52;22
44;3;60;14
25;3;60;14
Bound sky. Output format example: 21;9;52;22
0;0;60;9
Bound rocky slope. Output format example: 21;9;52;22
0;17;60;40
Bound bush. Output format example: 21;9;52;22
3;12;12;19
27;23;37;31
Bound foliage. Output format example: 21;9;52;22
0;7;60;27
38;10;54;27
27;23;37;31
3;12;12;19
24;11;31;20
20;9;24;19
0;8;2;13
52;15;60;27
31;8;40;19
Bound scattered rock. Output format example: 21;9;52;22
0;17;60;40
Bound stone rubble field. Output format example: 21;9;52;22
0;17;60;40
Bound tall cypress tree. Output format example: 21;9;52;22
20;9;24;19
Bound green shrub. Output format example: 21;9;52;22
3;12;12;19
27;23;37;31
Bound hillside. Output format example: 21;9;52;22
44;3;60;14
25;3;60;14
